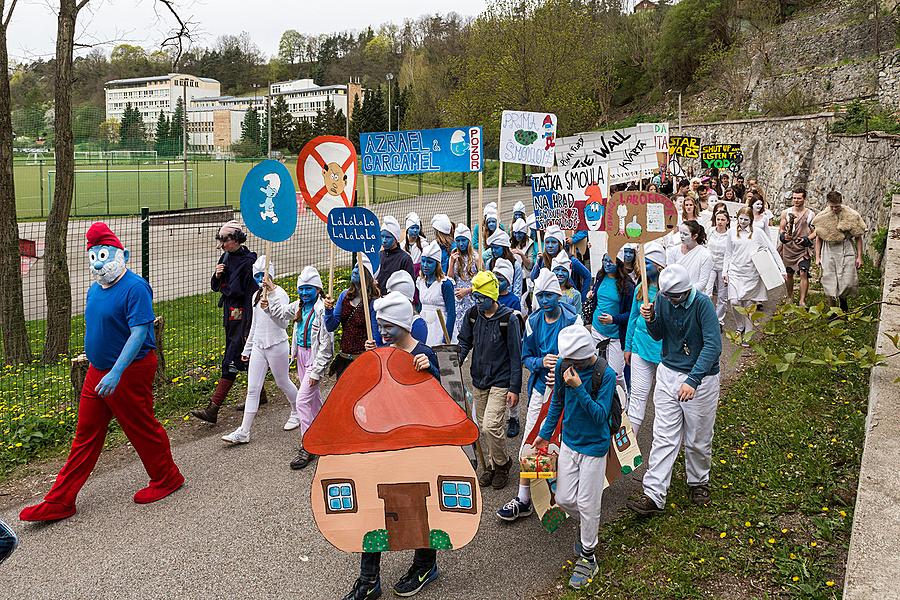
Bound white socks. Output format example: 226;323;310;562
518;483;531;504
239;411;257;434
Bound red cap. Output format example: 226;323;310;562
543;114;553;125
85;222;124;250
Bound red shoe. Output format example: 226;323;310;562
133;472;185;504
19;501;76;522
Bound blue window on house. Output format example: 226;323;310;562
326;483;355;512
439;477;476;513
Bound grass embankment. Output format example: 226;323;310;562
560;269;881;599
0;269;350;477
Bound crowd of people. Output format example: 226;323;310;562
7;169;867;600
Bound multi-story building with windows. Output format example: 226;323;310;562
104;73;222;133
270;79;362;123
186;95;266;154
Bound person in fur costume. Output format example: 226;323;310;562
812;191;867;311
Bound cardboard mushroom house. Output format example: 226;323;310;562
304;347;482;553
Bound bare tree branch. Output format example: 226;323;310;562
75;0;90;11
2;0;18;31
155;0;196;70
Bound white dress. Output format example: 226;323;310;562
723;228;785;303
753;211;775;243
416;276;449;346
667;244;714;296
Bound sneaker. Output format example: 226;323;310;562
478;468;494;487
290;447;317;470
506;417;520;438
341;577;382;600
689;484;711;506
283;415;301;431
568;556;598;589
393;563;439;597
496;497;533;522
221;428;250;444
491;459;513;490
626;494;664;517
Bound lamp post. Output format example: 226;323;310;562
665;88;683;133
386;73;394;131
396;104;400;131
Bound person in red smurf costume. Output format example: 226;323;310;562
19;222;184;522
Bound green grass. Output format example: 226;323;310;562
11;157;517;219
559;272;880;599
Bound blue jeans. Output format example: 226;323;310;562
0;520;17;566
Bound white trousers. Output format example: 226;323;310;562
627;354;658;432
732;299;754;334
710;268;728;326
590;330;627;392
555;442;607;552
642;363;720;508
241;340;299;432
522;388;546;441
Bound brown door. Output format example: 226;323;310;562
377;482;432;550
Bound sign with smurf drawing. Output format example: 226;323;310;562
499;110;557;167
239;160;298;242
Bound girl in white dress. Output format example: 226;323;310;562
416;240;456;346
667;220;713;297
706;209;731;327
403;212;426;277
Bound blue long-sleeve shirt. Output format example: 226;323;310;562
411;316;428;345
539;360;615;458
530;254;591;300
624;284;662;364
439;278;457;339
522;303;578;396
646;289;721;388
323;289;384;346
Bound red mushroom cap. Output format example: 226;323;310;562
303;347;479;456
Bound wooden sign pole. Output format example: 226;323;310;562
262;240;272;301
363;174;370;208
478;171;484;233
328;242;335;298
358;253;373;342
496;161;504;217
637;243;649;304
436;309;451;345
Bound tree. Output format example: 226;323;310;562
119;103;146;150
269;94;293;151
348;93;363;150
287;118;315;154
154;111;170;156
239;108;262;156
0;0;32;364
169;96;184;156
278;29;305;66
43;0;91;362
98;118;120;151
259;104;268;156
73;104;104;145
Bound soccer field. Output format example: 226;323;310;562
12;159;465;219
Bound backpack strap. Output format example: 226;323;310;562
590;356;609;396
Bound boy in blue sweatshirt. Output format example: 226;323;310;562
628;264;722;516
535;324;616;590
0;519;16;566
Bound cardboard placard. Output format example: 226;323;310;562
701;143;743;173
499;110;557;167
604;191;678;259
555;122;670;184
530;163;609;231
668;135;701;159
751;249;784;291
360;127;483;175
297;135;358;224
239;160;298;242
327;207;381;274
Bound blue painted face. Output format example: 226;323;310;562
514;211;525;222
88;244;128;286
497;275;510;293
536;291;561;311
298;285;319;305
602;254;617;274
455;237;469;253
544;238;561;256
491;245;504;259
513;231;526;243
645;260;660;281
377;319;406;344
381;231;396;250
254;272;265;286
552;266;569;285
407;224;420;239
421;257;437;277
351;265;360;284
486;217;498;233
473;292;494;313
623;248;636;263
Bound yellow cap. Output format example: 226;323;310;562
472;270;499;301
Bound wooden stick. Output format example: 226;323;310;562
477;170;483;233
262;240;272;301
363;174;370;208
496;161;504;217
358;254;373;342
328;241;335;298
436;309;450;345
638;243;649;305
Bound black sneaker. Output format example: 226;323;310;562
393;563;439;597
290;447;317;470
342;577;382;600
626;494;665;517
689;484;711;506
506;417;520;438
478;468;494;487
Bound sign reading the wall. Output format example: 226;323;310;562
554;122;670;184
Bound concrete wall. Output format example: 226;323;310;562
678;113;900;248
844;194;900;599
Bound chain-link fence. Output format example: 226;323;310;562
1;187;475;465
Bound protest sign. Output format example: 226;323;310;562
530;163;609;231
297;136;358;223
645;122;669;181
499;110;557;167
669;135;701;159
327;207;381;274
701;143;743;172
554;122;670;184
239;160;298;243
360;127;483;175
605;190;678;259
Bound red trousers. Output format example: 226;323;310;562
44;351;182;507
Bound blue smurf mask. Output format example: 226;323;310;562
377;319;406;344
623;248;636;263
544;238;561;256
298;285;319;305
455;237;469;252
421;256;437;277
407;224;420;238
513;231;526;243
486;217;498;233
254;272;265;286
552;266;569;285
645;259;659;281
514;211;525;222
351;265;360;284
536;291;561;312
381;231;396;249
602;255;617;274
491;245;504;259
88;244;128;286
473;292;494;313
497;275;510;293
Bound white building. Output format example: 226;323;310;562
270;78;362;123
186;95;265;154
104;73;221;133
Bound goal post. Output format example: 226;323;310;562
47;168;194;216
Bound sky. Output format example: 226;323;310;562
6;0;488;62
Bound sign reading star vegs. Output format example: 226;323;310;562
360;127;482;175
